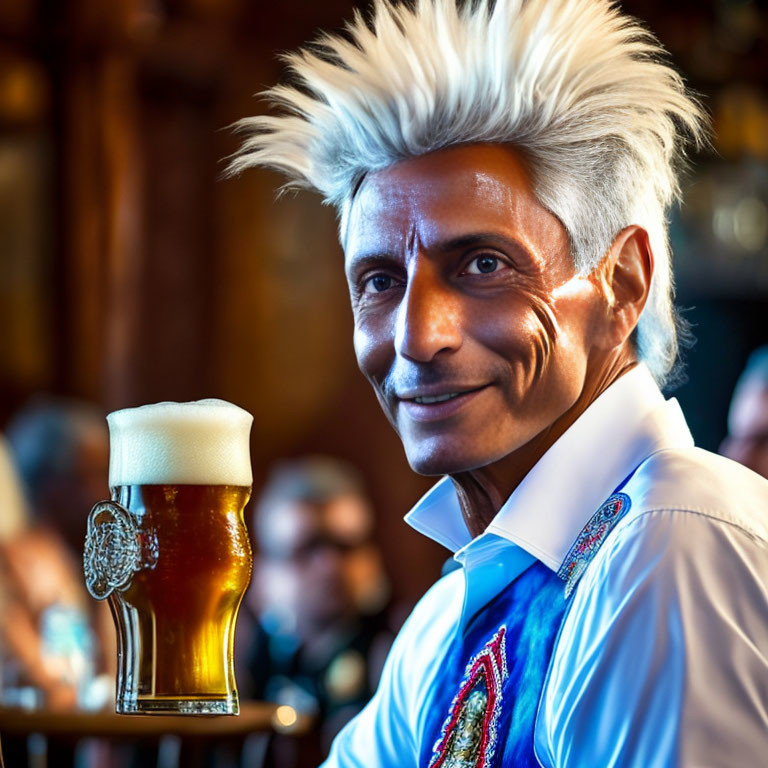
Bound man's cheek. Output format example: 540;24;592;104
353;323;378;375
353;323;399;423
353;308;397;365
472;292;557;360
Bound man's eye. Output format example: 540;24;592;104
465;254;503;275
363;274;395;293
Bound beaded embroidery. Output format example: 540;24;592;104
429;626;508;768
556;492;631;598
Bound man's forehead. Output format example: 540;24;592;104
344;143;562;261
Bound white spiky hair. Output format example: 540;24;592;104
230;0;707;385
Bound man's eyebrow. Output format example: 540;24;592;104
435;232;529;255
345;252;398;276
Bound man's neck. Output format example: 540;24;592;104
450;355;638;539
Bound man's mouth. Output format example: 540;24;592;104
412;392;465;405
397;385;490;422
400;384;487;403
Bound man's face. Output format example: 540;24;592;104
344;144;606;475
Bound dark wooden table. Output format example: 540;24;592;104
0;701;311;768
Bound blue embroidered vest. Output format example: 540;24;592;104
419;561;567;768
419;492;631;768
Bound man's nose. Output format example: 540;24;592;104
394;262;463;361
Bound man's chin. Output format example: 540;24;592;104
405;445;495;477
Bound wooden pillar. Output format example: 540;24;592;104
57;1;144;408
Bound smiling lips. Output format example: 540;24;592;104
413;392;464;404
398;385;489;422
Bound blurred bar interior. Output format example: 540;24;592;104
0;0;766;766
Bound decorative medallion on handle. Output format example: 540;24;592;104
84;501;158;600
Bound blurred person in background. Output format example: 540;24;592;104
0;435;28;544
721;346;768;479
241;457;393;761
7;398;110;556
2;397;114;712
0;435;40;700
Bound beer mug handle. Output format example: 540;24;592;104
84;501;159;600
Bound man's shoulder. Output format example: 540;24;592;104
399;567;464;639
567;447;768;632
373;568;463;718
544;453;768;768
572;446;768;603
618;446;768;545
382;567;464;671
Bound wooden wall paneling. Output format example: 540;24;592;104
60;50;143;408
132;72;217;405
100;53;144;409
213;164;355;461
0;48;53;421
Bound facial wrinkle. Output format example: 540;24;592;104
405;221;419;263
527;293;558;382
510;356;536;412
382;353;475;402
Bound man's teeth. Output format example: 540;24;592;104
413;392;461;405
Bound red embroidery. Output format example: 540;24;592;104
556;493;631;598
429;626;508;768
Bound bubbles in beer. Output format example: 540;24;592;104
107;399;253;487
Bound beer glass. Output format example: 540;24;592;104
83;399;253;715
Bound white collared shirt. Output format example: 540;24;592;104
323;365;768;767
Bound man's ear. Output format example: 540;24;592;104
593;225;654;349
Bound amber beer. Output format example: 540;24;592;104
84;399;253;715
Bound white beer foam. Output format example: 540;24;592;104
108;399;253;487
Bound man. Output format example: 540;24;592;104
721;346;768;479
231;0;768;765
242;457;392;756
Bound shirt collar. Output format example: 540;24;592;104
405;363;694;572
